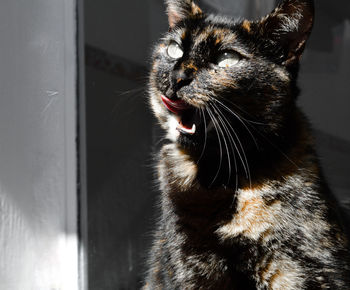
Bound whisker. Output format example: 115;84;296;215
211;102;252;188
247;123;299;170
216;96;267;126
206;107;223;188
211;102;248;175
208;104;232;186
212;98;259;150
111;87;146;116
114;86;146;97
213;108;239;190
196;91;263;125
214;98;299;181
197;108;208;164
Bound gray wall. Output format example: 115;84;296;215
299;19;350;142
84;0;158;288
0;0;78;289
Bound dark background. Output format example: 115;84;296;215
83;1;350;289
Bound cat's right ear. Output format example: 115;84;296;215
166;0;202;29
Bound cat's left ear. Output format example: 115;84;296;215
258;0;314;66
166;0;202;28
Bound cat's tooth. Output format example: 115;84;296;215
177;123;196;135
191;124;196;134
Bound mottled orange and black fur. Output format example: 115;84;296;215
144;0;350;289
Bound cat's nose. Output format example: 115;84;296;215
172;69;193;93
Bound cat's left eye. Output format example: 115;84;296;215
216;52;240;68
167;42;184;59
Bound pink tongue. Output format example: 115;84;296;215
160;95;196;134
161;95;190;115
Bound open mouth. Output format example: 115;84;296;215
161;95;197;136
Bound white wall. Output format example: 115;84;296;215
0;0;78;289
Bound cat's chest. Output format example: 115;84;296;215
162;238;255;290
216;186;282;243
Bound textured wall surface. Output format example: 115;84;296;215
0;0;78;289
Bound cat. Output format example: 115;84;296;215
143;0;350;289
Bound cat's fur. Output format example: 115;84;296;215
144;0;350;289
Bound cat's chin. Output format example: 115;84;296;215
165;115;204;153
174;127;209;161
164;118;202;156
177;132;198;149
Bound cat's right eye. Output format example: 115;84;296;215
167;42;184;60
216;52;240;68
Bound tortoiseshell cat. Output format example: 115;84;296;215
144;0;350;289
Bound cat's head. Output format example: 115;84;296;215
149;0;314;181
